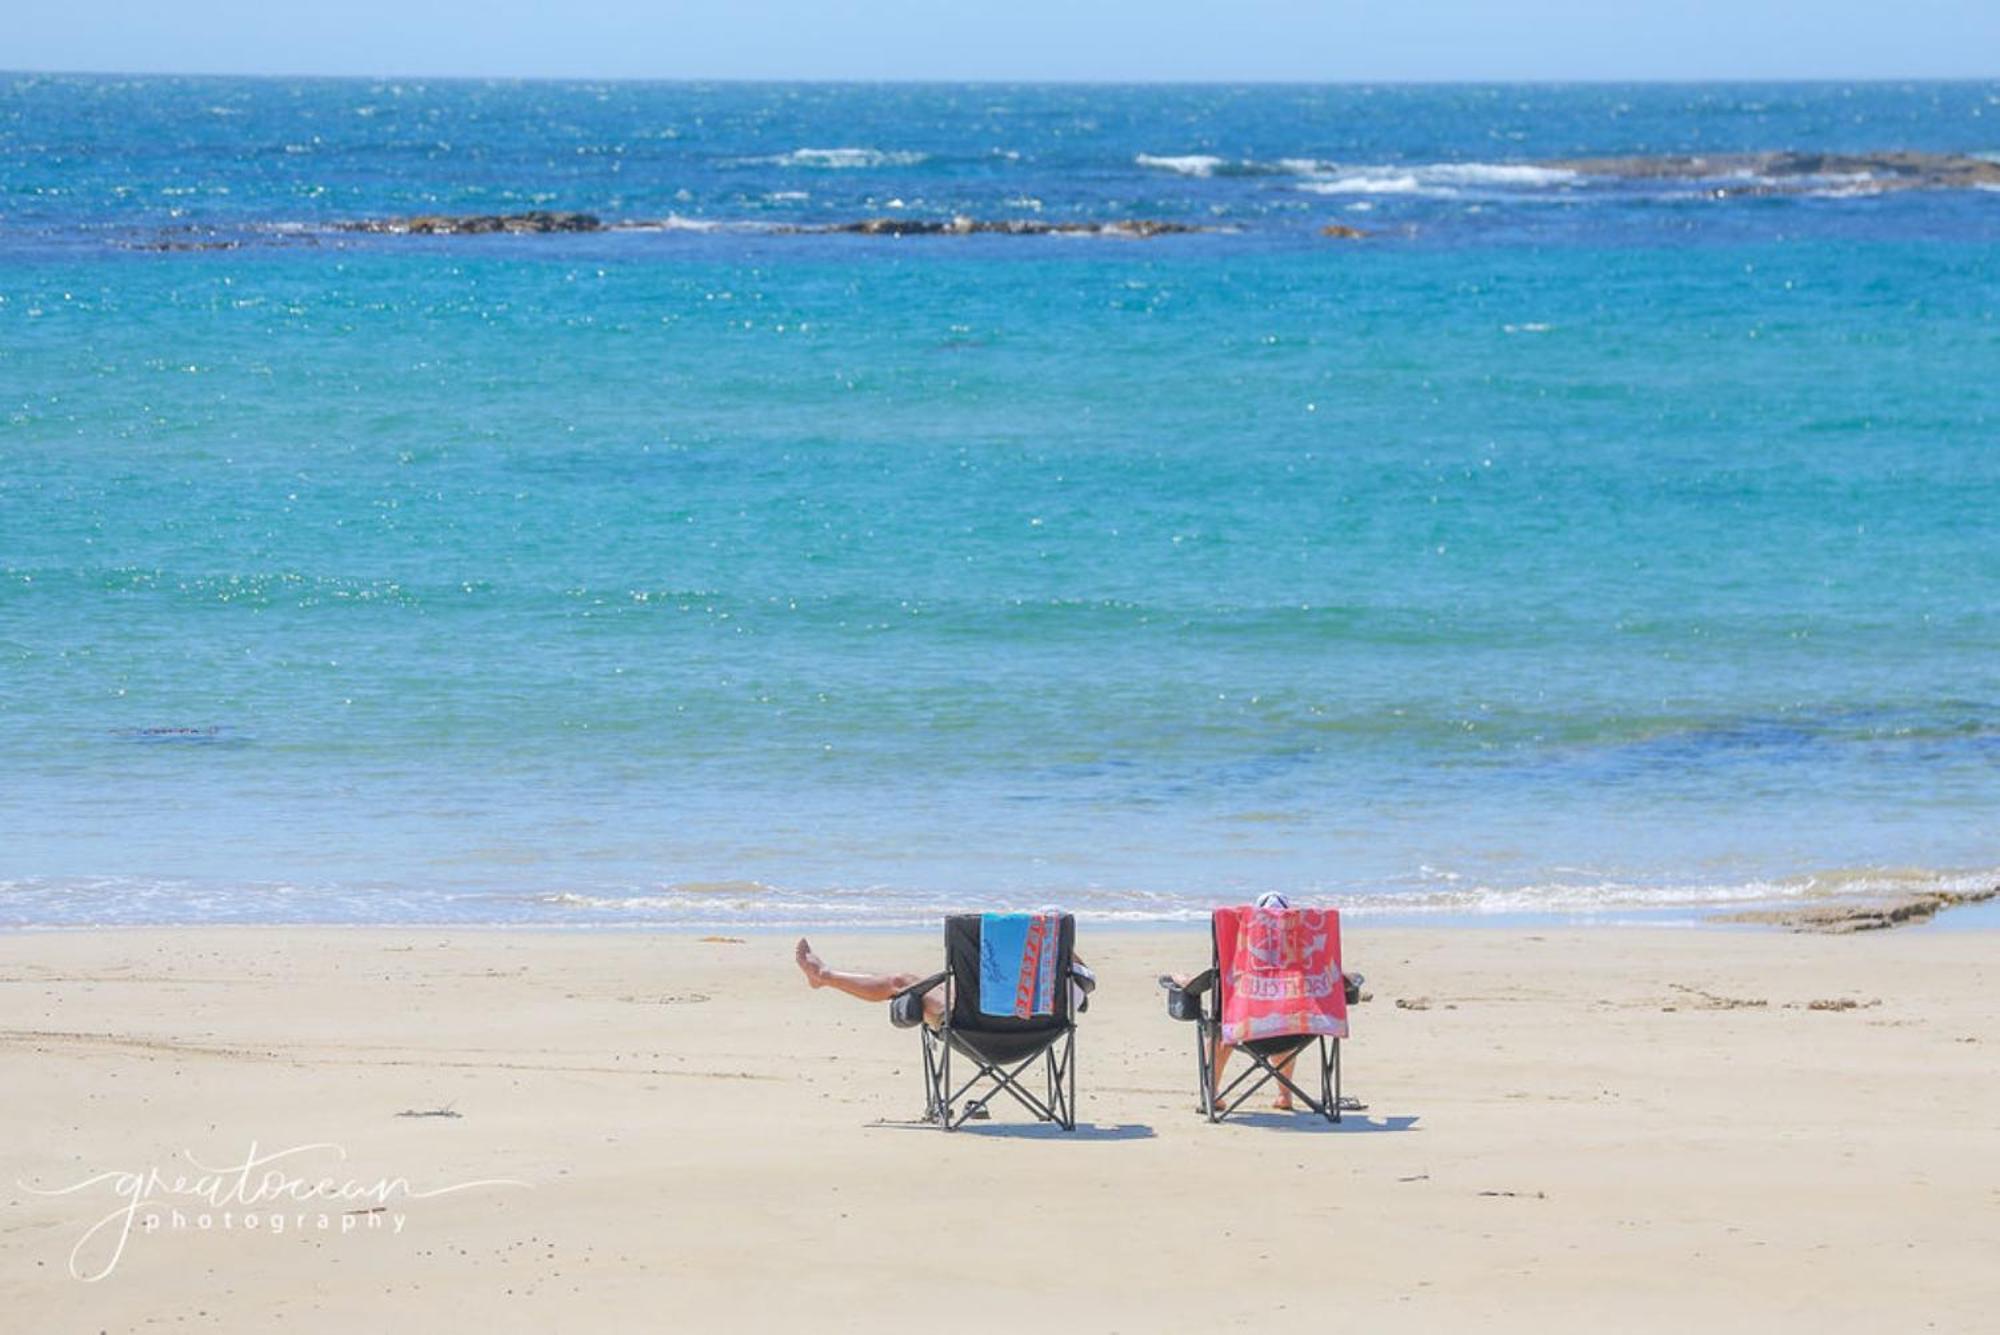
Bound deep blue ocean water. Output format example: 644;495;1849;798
2;76;1997;926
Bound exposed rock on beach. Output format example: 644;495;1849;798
1716;883;1999;933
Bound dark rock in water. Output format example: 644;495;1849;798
124;225;323;253
114;725;226;743
828;216;978;236
129;239;242;252
336;211;1205;239
1319;224;1372;239
797;215;1208;238
339;211;604;235
1547;151;2000;194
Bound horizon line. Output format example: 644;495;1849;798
8;67;2000;88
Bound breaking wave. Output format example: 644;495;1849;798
762;147;929;169
1136;153;1583;196
1134;153;1232;177
611;213;735;233
1298;173;1427;196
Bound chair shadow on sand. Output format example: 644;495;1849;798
869;1119;1158;1141
1219;1112;1420;1135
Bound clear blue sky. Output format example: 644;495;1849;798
10;1;2000;81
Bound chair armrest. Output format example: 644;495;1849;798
1063;962;1099;1015
1162;968;1214;1022
887;971;949;1029
892;971;948;1002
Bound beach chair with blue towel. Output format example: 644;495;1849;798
888;911;1093;1131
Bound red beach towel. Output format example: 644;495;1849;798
1216;905;1348;1045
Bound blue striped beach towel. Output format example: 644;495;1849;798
977;912;1061;1017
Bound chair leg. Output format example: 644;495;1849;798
1067;1029;1077;1130
1214;1043;1332;1121
1214;1054;1280;1120
939;1032;954;1132
1196;1023;1218;1122
1046;1042;1065;1130
1054;1028;1076;1131
962;1047;1064;1125
920;1029;936;1122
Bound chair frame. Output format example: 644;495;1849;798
891;920;1081;1132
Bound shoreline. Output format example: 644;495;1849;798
4;883;1995;936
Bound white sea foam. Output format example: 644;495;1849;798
1139;154;1580;196
1298;173;1427;196
1296;162;1580;197
521;866;2000;929
7;867;1992;929
1346;865;2000;918
767;147;927;169
1134;153;1227;177
649;213;723;232
1425;163;1579;187
612;214;774;234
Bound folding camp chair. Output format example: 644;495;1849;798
1162;905;1362;1123
888;912;1090;1131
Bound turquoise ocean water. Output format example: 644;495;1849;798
2;77;1996;926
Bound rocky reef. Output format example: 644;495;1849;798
1548;150;2000;194
337;211;606;235
793;216;1208;238
333;212;1212;239
1716;883;1999;933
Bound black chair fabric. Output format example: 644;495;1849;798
943;913;1076;1034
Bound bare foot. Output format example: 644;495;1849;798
795;938;828;988
1274;1095;1295;1111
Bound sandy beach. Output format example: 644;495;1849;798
2;923;1995;1331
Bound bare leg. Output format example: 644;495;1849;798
796;939;944;1024
1272;1053;1299;1110
1208;1034;1299;1111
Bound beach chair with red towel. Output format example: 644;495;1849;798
1162;902;1361;1122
